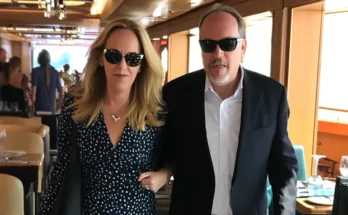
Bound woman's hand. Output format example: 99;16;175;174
138;170;169;193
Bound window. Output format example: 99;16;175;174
161;47;168;72
32;45;89;74
318;12;348;123
242;12;273;77
188;28;204;73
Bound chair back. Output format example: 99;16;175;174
0;116;42;125
0;174;24;215
2;131;44;154
293;144;308;181
0;124;50;169
2;131;45;193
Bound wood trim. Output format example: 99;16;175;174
284;0;323;8
147;0;283;38
270;7;291;86
167;32;189;81
319;107;348;113
318;121;348;136
287;3;324;176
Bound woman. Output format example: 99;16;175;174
31;49;63;113
0;56;31;112
40;18;169;215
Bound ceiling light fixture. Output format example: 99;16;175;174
41;0;67;19
153;3;168;18
189;0;202;6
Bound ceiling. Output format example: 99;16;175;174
0;0;217;45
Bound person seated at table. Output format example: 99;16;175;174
0;57;30;112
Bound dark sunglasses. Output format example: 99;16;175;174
199;38;244;53
103;49;144;67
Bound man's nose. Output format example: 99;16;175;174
212;45;224;58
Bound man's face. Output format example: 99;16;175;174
200;12;247;86
0;50;7;63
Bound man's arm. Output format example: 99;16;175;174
268;87;298;215
158;85;176;179
56;71;64;111
31;69;37;104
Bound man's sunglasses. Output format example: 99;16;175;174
199;38;244;53
103;49;144;67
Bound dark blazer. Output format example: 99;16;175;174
160;68;298;215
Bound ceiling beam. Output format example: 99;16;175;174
146;0;283;38
0;32;28;41
5;31;98;35
99;0;123;20
0;9;99;27
106;0;161;20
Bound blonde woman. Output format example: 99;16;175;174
40;18;169;215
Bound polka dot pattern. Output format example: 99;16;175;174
39;94;164;215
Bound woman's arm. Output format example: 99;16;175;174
138;111;169;193
39;94;75;215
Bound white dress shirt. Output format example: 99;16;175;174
204;68;244;215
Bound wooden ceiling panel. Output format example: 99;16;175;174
0;0;220;44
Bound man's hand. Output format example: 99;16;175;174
138;170;169;193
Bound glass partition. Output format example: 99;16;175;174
318;12;348;123
188;27;203;73
242;12;273;77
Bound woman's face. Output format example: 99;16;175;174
102;29;144;93
11;66;21;74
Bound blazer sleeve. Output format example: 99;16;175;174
158;85;176;173
268;87;298;215
39;94;75;215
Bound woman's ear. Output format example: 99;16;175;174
99;54;104;67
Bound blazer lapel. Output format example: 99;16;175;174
232;70;261;185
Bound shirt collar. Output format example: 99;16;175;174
205;66;244;91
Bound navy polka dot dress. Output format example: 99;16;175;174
39;94;164;215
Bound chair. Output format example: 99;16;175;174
2;131;45;193
0;124;50;172
293;144;307;181
0;174;24;215
266;177;273;215
318;157;338;177
2;131;44;154
0;116;42;125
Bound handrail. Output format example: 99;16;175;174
318;106;348;113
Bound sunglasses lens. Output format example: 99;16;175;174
199;40;217;53
218;39;238;51
104;49;122;64
125;53;143;67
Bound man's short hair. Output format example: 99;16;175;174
199;3;246;38
63;64;70;70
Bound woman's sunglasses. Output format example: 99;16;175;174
103;49;144;67
199;38;244;53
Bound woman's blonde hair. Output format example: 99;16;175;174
71;18;165;130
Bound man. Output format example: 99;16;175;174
160;3;298;215
0;47;7;73
0;48;6;64
0;48;7;86
32;49;63;113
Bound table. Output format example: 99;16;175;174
0;153;44;215
296;198;332;215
